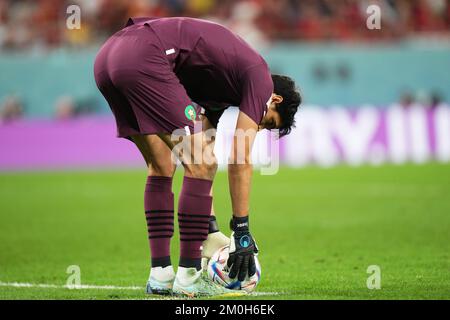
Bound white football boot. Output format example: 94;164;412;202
145;265;175;295
172;266;246;298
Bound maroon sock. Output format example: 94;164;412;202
144;176;174;268
178;176;213;270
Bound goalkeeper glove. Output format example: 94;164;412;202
227;216;259;281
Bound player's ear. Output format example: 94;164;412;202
272;94;283;105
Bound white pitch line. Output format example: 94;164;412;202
0;281;281;296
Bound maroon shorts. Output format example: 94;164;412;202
94;24;198;139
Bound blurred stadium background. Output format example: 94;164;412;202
1;0;450;169
0;0;449;299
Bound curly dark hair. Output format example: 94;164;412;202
271;74;302;137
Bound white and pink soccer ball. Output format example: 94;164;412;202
207;245;261;293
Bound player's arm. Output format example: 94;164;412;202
227;111;259;281
228;111;258;217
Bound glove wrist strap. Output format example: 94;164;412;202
230;215;249;233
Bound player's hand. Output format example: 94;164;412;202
227;230;259;281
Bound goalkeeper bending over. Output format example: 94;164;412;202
94;17;301;297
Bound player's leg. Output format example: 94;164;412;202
158;130;245;297
199;116;230;269
159;129;217;272
131;134;177;295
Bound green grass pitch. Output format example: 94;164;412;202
0;164;449;300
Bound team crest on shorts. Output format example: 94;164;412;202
184;105;196;121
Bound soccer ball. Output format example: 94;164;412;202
207;245;261;293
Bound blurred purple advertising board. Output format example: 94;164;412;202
1;106;449;171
